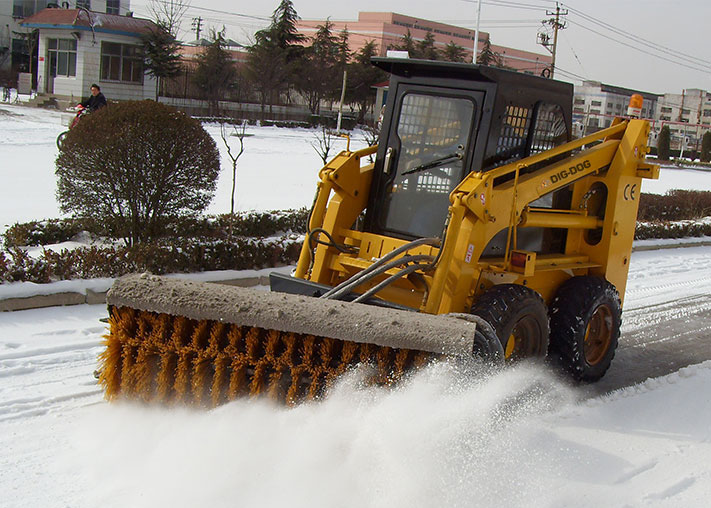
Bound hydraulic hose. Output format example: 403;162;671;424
320;237;440;299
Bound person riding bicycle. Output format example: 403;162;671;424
80;84;107;112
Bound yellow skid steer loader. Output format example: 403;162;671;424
100;58;658;406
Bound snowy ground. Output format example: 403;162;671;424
1;245;711;507
2;104;711;507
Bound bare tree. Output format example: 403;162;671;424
220;120;247;240
148;0;191;37
311;125;334;165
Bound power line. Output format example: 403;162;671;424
566;18;711;75
561;3;711;68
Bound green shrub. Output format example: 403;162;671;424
56;100;220;246
0;236;303;284
657;125;671;161
638;190;711;221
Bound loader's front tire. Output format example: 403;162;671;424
548;276;621;382
470;284;549;361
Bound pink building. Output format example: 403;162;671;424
296;12;551;75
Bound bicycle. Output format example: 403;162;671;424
56;105;89;149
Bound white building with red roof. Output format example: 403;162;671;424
19;6;156;102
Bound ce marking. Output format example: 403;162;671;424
624;183;637;201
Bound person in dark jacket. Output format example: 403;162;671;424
80;84;107;112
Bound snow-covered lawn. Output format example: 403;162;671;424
3;104;711;507
0;103;369;229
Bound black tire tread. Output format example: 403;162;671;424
471;284;549;358
548;276;621;382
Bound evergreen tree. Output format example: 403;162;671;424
270;0;305;51
389;29;420;58
331;27;351;103
246;0;305;116
442;41;467;62
192;29;236;115
142;21;183;100
657;125;671;161
295;20;340;114
701;131;711;163
346;40;387;123
477;37;494;65
417;31;439;61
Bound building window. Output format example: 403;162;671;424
47;38;77;77
660;106;672;113
591;100;602;106
574;98;585;105
13;0;50;17
703;110;711;118
100;42;143;83
660;116;670;121
76;0;90;8
681;108;690;115
106;0;120;14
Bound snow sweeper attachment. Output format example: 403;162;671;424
98;59;659;406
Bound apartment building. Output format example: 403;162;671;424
572;80;659;133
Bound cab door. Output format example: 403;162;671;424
371;86;484;240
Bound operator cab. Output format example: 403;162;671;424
365;57;573;251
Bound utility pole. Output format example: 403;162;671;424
472;0;483;64
191;16;203;41
537;2;567;78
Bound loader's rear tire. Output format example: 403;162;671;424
548;276;621;382
470;284;549;361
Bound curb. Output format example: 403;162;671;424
1;239;710;312
0;275;271;312
631;240;711;252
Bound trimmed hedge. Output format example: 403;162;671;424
638;190;711;221
635;221;711;240
0;236;303;284
3;209;309;248
0;209;309;284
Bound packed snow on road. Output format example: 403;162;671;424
1;103;711;507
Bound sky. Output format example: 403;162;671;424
127;0;711;95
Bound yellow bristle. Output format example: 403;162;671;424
190;320;211;350
97;334;123;399
133;346;158;401
211;354;230;407
156;351;177;402
119;343;136;395
170;316;192;349
191;354;213;406
250;362;268;396
245;327;262;362
227;358;248;399
174;352;194;402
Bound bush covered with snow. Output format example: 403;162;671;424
0;236;302;284
0;210;308;284
2;210;308;248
